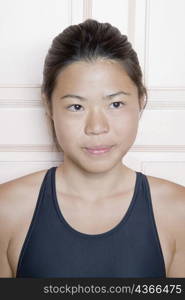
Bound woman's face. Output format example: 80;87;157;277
51;59;143;172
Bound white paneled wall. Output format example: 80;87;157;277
0;0;185;185
146;0;185;87
0;0;71;85
92;0;129;33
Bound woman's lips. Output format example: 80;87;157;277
84;145;114;155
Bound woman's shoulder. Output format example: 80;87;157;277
145;173;185;277
0;168;49;233
146;173;185;208
0;168;49;202
146;173;185;244
145;173;185;219
0;168;49;277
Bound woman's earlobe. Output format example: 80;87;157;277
139;109;143;119
138;97;146;118
41;93;54;120
45;110;53;120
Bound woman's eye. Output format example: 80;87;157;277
67;101;125;112
110;101;125;109
67;104;83;112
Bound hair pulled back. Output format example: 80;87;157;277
41;19;147;152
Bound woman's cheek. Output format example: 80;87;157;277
54;117;83;146
113;109;138;127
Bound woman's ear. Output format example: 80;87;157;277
139;96;146;119
41;93;53;120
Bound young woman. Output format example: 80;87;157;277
0;19;185;278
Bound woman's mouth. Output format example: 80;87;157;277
83;145;114;155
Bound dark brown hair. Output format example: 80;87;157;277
41;18;148;152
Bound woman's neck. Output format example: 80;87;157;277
57;160;132;203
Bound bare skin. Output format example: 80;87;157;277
0;59;185;277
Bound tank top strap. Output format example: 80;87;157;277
15;167;51;277
139;172;166;276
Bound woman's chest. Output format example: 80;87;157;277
8;175;174;277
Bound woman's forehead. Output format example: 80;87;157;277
54;59;136;93
57;59;126;75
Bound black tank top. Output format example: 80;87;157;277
16;166;166;278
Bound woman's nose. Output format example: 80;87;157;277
84;110;109;135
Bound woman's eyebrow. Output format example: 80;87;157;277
60;91;131;101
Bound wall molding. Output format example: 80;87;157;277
127;0;136;44
68;0;73;24
83;0;92;20
0;100;41;107
143;0;150;86
0;145;55;152
145;101;185;109
131;145;185;152
1;86;184;91
148;87;185;91
0;144;185;152
0;85;40;88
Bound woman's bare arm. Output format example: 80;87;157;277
167;183;185;277
0;183;14;278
